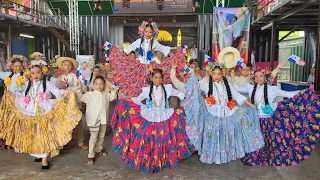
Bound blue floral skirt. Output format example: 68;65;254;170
200;107;264;164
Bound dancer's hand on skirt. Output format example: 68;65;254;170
249;104;256;110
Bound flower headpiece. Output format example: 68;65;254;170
91;63;105;74
24;60;50;79
138;21;159;38
7;55;28;70
250;66;273;84
204;61;227;73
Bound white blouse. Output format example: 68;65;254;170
0;72;27;95
124;38;171;64
232;83;299;117
132;84;185;122
200;81;247;117
16;80;65;116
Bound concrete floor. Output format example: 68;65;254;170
1;126;320;180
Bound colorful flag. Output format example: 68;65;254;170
181;45;188;54
288;54;306;66
237;58;246;67
102;41;112;50
205;55;216;62
184;65;191;73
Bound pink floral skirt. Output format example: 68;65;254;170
111;100;195;172
109;47;185;99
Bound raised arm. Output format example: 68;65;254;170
123;39;140;55
153;41;171;57
170;68;186;93
272;86;299;98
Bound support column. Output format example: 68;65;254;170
270;22;277;68
6;25;11;59
314;5;320;92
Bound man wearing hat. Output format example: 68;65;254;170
56;57;88;150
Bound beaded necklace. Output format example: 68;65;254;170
151;86;165;108
30;81;42;106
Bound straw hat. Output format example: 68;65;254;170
56;57;79;69
30;52;43;59
217;47;240;68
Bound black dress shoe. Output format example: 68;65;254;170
34;158;42;162
41;162;50;170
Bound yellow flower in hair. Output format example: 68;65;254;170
24;69;31;78
4;77;11;87
42;66;49;74
16;76;26;86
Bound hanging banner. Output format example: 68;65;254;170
304;27;318;67
212;7;250;65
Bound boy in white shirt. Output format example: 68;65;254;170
79;76;117;164
56;57;88;150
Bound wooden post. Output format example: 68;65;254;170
314;5;320;92
270;21;277;68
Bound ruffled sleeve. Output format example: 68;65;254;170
124;39;140;55
132;86;149;105
230;85;247;106
47;81;65;99
271;86;299;99
232;82;252;94
0;71;11;79
153;40;171;57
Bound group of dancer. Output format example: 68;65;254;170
0;21;320;173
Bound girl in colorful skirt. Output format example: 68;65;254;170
108;21;185;99
111;68;195;173
199;62;264;164
0;61;82;169
231;68;320;166
0;55;28;149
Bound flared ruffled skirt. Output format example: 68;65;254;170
242;88;320;166
0;92;82;157
111;99;195;172
109;47;186;98
200;107;264;164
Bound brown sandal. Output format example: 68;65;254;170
87;158;94;165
